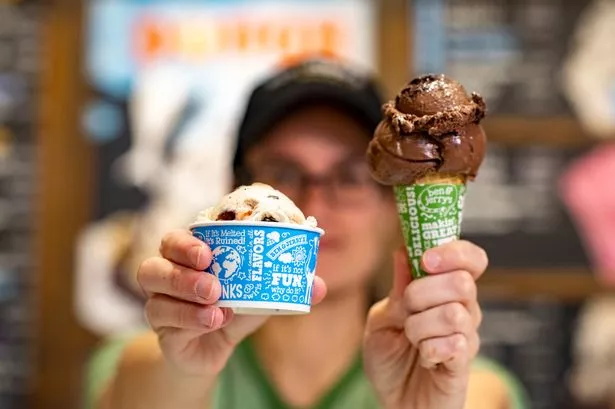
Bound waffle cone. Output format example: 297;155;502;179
414;173;466;185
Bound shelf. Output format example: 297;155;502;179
482;116;602;147
479;268;609;302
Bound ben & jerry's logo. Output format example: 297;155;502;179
417;185;459;216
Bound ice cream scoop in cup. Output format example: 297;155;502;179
190;183;324;315
366;74;487;278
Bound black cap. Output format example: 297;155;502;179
233;58;384;181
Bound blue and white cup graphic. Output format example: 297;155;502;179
190;221;324;315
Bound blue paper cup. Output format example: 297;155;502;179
190;221;324;315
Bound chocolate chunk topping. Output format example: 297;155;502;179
216;210;236;221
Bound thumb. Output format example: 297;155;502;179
366;247;412;332
310;276;328;305
390;247;413;301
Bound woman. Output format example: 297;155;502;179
87;58;528;409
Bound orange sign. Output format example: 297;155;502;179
133;16;344;64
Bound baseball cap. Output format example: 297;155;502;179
232;58;385;180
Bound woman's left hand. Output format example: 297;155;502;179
363;240;488;409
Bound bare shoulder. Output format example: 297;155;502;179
465;367;511;409
88;330;156;409
118;330;161;366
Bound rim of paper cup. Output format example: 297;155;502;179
189;220;324;236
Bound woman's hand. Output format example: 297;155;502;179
138;230;327;377
363;240;488;409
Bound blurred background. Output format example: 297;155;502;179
0;0;614;408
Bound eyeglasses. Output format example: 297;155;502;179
244;158;382;206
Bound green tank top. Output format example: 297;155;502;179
84;331;530;409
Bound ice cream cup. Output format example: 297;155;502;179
394;174;466;279
190;221;324;315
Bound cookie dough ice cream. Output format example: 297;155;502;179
190;183;323;315
367;74;488;278
195;183;317;227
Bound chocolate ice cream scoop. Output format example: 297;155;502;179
367;74;487;185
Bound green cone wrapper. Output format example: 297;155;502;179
394;175;466;279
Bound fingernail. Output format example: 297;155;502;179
423;250;441;270
199;309;216;327
196;277;214;300
190;245;203;268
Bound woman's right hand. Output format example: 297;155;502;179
137;230;327;378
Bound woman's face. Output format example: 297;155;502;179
245;105;400;298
